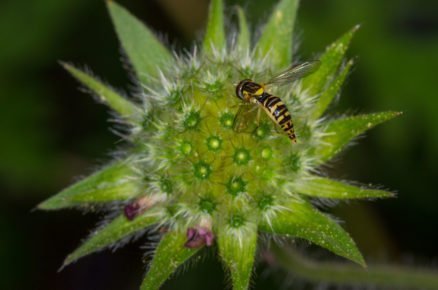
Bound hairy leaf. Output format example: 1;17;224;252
260;198;365;266
140;231;200;290
218;225;257;290
62;63;139;119
236;6;250;52
203;0;225;55
64;210;162;266
303;26;359;96
38;160;141;210
108;1;172;85
255;0;299;69
293;176;394;199
316;112;401;163
311;59;353;119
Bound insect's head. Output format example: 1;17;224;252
235;79;253;102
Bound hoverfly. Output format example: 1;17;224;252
234;61;320;143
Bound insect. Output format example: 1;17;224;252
234;61;320;143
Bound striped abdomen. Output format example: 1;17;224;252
256;93;297;143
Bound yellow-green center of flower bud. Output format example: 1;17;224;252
193;161;212;179
206;135;222;151
233;148;251;165
184;111;201;129
179;141;192;155
229;214;245;228
257;194;274;210
226;176;246;196
261;147;273;159
220;112;235;129
253;123;270;140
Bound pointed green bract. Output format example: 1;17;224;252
108;1;172;85
64;210;162;266
236;6;250;52
140;231;200;290
316;112;401;163
303;26;359;96
218;226;257;290
203;0;225;55
62;63;139;119
255;0;299;69
38;161;142;210
260;198;365;266
293;176;394;199
311;59;353;119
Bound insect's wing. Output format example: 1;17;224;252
265;61;321;86
233;104;258;133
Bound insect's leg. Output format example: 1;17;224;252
256;108;261;126
244;106;259;133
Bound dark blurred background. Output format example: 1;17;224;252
1;0;437;289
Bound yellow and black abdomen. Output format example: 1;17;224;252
256;93;297;143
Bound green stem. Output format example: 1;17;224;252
271;243;438;289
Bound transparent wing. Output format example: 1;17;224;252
265;61;320;86
233;103;259;133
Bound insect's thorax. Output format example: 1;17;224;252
242;81;265;102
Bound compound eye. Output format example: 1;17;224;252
235;81;246;100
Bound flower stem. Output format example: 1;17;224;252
271;243;438;289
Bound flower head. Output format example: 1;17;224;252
39;0;399;289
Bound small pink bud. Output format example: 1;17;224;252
123;194;164;220
184;226;215;248
124;202;141;220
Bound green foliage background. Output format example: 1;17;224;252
0;0;437;289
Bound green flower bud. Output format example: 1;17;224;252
39;1;399;290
